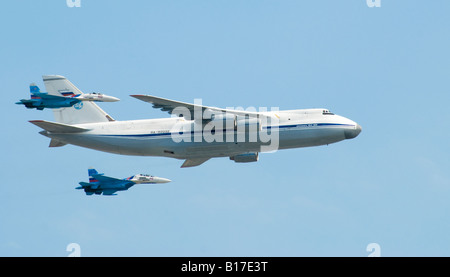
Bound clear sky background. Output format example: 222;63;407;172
1;0;449;257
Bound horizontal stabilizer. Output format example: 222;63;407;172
181;158;211;168
29;120;89;133
78;182;91;188
78;182;99;189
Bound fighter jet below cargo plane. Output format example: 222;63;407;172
28;75;361;167
77;168;171;195
16;83;119;110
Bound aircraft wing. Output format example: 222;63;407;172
77;183;119;196
130;95;264;120
39;93;68;100
93;174;132;185
101;190;119;196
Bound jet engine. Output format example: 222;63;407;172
230;152;259;163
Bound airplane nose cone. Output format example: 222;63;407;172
345;124;362;139
156;177;171;184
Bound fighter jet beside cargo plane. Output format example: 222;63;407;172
16;83;119;110
27;75;361;167
77;168;171;196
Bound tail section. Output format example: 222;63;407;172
30;83;41;99
42;75;115;124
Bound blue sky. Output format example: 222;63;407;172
1;0;450;256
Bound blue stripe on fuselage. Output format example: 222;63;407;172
95;123;355;138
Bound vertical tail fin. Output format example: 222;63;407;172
88;168;99;183
30;83;41;99
42;75;115;125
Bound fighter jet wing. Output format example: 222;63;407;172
130;95;264;120
39;93;71;100
93;174;133;185
101;190;118;196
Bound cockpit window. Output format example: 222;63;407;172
322;110;334;115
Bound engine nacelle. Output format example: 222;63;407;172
230;152;259;163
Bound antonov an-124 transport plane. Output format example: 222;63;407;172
28;75;362;167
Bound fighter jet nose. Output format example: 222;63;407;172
157;177;172;183
345;124;362;139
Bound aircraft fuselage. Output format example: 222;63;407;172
41;108;361;160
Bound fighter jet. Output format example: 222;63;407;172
16;83;81;110
76;168;171;196
16;83;119;110
74;92;120;102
